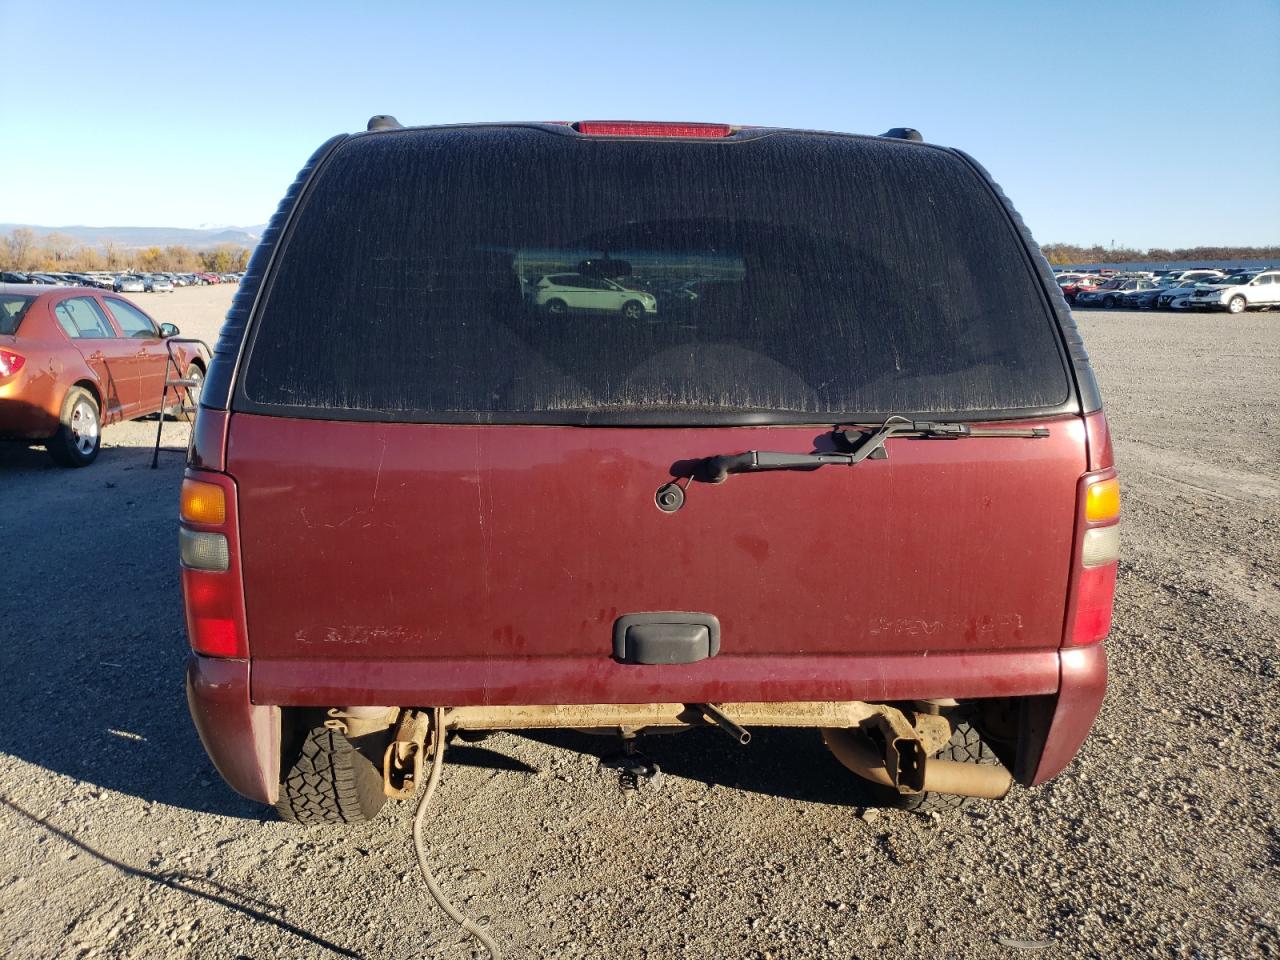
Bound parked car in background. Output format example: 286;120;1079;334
533;273;658;318
1156;279;1208;309
1168;269;1226;284
0;284;205;466
1124;282;1169;309
114;275;145;293
151;276;175;293
1074;278;1130;307
1185;270;1279;313
1107;279;1163;309
1167;274;1249;310
1060;275;1107;303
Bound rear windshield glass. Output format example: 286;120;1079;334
241;127;1070;423
1;295;35;335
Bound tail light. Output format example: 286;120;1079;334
180;472;248;658
0;350;25;378
1063;470;1120;646
574;121;734;138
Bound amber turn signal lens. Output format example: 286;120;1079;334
181;478;226;525
1085;477;1120;523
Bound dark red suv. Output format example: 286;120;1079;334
182;119;1117;825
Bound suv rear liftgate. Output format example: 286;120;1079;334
183;118;1114;829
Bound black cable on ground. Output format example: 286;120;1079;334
413;707;503;960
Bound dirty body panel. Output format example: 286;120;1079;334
230;414;1084;702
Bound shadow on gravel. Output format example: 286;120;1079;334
0;440;57;471
0;443;259;820
0;797;362;958
444;742;539;774
514;727;882;807
0;439;188;472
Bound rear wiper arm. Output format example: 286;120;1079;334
700;416;1049;483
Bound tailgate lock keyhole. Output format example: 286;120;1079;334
655;482;685;513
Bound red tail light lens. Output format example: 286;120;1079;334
0;350;25;378
1067;562;1118;647
575;121;733;138
180;470;248;658
1064;468;1120;646
183;567;248;657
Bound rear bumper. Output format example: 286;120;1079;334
1023;644;1108;786
186;655;279;805
248;649;1063;706
187;645;1106;803
0;378;61;439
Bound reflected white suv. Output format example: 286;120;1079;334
1187;270;1280;313
533;273;658;319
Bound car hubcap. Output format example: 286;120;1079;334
70;401;98;455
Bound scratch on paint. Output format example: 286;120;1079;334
372;438;388;503
475;433;491;597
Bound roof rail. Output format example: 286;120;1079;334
880;127;923;142
367;115;403;132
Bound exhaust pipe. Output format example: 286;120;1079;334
822;727;1012;800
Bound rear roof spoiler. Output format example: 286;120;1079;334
369;115;924;143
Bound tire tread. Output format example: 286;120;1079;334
275;724;386;825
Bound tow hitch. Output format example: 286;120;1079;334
599;732;663;793
382;709;431;799
822;704;1012;799
599;703;752;793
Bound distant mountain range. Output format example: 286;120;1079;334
0;223;268;250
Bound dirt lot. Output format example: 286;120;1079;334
1;288;1277;959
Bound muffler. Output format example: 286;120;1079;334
822;726;1012;800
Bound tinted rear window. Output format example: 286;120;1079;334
1;294;35;335
241;127;1071;423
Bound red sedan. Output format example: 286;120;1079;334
0;283;204;466
1059;275;1106;303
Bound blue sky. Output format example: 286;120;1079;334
2;0;1277;248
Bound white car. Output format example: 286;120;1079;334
533;273;658;319
1167;269;1226;284
1157;279;1212;310
1185;270;1280;314
151;276;175;293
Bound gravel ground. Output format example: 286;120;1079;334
1;290;1277;959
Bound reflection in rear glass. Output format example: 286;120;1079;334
244;128;1071;422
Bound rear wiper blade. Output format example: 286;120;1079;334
700;416;1049;483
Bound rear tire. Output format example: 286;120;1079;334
46;387;101;467
275;722;388;825
545;298;567;315
1102;295;1116;308
865;720;1002;813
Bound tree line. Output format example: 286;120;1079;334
4;226;1274;274
1042;243;1280;265
0;227;250;274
